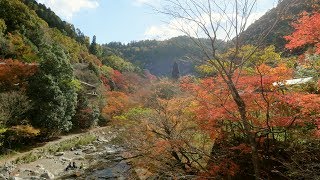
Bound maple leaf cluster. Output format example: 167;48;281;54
285;12;320;54
181;63;320;139
0;59;37;91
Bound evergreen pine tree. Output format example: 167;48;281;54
89;35;98;55
172;61;180;80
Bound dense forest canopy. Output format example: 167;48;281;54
102;36;227;76
0;0;141;136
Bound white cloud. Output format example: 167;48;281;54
144;11;267;40
133;0;161;7
144;23;183;40
142;0;272;40
36;0;99;20
247;12;266;26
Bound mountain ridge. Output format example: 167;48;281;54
239;0;320;53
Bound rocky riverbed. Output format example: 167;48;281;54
0;127;140;180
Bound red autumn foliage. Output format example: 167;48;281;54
199;159;240;178
100;75;111;90
122;72;150;93
0;59;38;91
111;70;128;91
230;143;252;154
285;12;320;54
181;63;320;139
109;71;148;93
144;69;157;82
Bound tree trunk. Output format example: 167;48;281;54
226;77;260;180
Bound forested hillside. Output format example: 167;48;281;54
0;0;147;147
103;36;227;76
103;0;320;76
240;0;320;53
22;0;90;46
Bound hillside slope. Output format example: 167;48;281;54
240;0;320;53
0;0;140;150
22;0;89;46
103;36;227;76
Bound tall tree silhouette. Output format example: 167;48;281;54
172;61;180;80
89;35;98;55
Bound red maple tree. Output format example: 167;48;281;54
0;59;38;91
285;12;320;53
181;63;320;177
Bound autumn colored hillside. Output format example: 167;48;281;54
240;0;320;53
0;0;320;179
0;0;147;146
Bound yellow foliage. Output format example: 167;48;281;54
8;125;40;138
195;64;217;77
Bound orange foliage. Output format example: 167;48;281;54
153;140;171;155
285;12;320;54
199;159;239;178
113;70;130;91
122;72;150;93
230;143;252;154
181;63;320;138
107;71;148;93
0;59;37;91
101;91;130;118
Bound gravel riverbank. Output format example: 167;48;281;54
0;126;138;180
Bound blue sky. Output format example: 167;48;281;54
35;0;278;44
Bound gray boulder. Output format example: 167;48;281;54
9;177;23;180
0;174;6;180
54;152;64;156
40;170;54;179
0;163;16;178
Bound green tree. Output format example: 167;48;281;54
0;19;6;35
0;0;40;32
89;35;98;55
0;19;9;59
102;55;135;72
6;32;39;62
28;45;77;135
